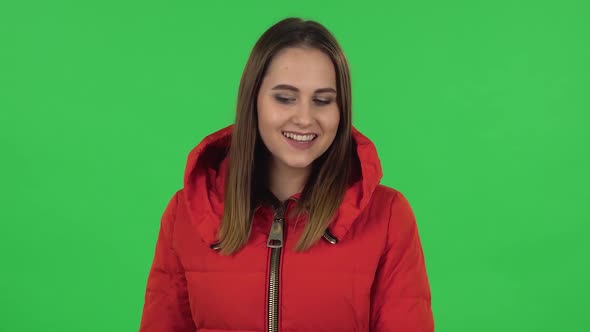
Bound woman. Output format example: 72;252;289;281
139;17;434;332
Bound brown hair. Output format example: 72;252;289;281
219;17;353;255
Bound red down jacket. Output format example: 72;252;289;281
139;125;434;332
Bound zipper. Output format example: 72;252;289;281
207;195;338;331
322;229;339;244
266;203;285;332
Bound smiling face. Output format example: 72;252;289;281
256;46;340;175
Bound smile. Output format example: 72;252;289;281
282;131;317;143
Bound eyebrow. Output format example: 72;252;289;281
271;84;337;94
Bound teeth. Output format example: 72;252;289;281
283;132;316;142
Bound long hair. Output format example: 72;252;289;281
219;17;353;255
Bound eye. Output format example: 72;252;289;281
274;95;295;104
314;98;333;106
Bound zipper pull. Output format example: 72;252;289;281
267;209;285;248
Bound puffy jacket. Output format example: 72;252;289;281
139;125;434;332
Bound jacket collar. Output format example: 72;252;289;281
181;124;383;246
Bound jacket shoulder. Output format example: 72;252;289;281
370;185;416;224
372;184;401;205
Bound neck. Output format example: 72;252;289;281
268;158;311;202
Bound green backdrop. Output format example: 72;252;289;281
1;1;588;331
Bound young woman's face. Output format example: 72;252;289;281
257;47;340;172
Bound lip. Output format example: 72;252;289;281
282;130;318;136
282;132;317;150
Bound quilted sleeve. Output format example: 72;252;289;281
139;191;196;331
370;191;434;331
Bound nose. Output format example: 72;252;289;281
292;102;313;127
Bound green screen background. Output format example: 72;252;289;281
1;1;588;331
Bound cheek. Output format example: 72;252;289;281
257;97;284;144
320;107;340;136
257;96;273;128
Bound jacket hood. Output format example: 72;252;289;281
182;124;383;247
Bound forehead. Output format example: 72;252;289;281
262;47;336;90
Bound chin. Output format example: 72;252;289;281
280;156;315;170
